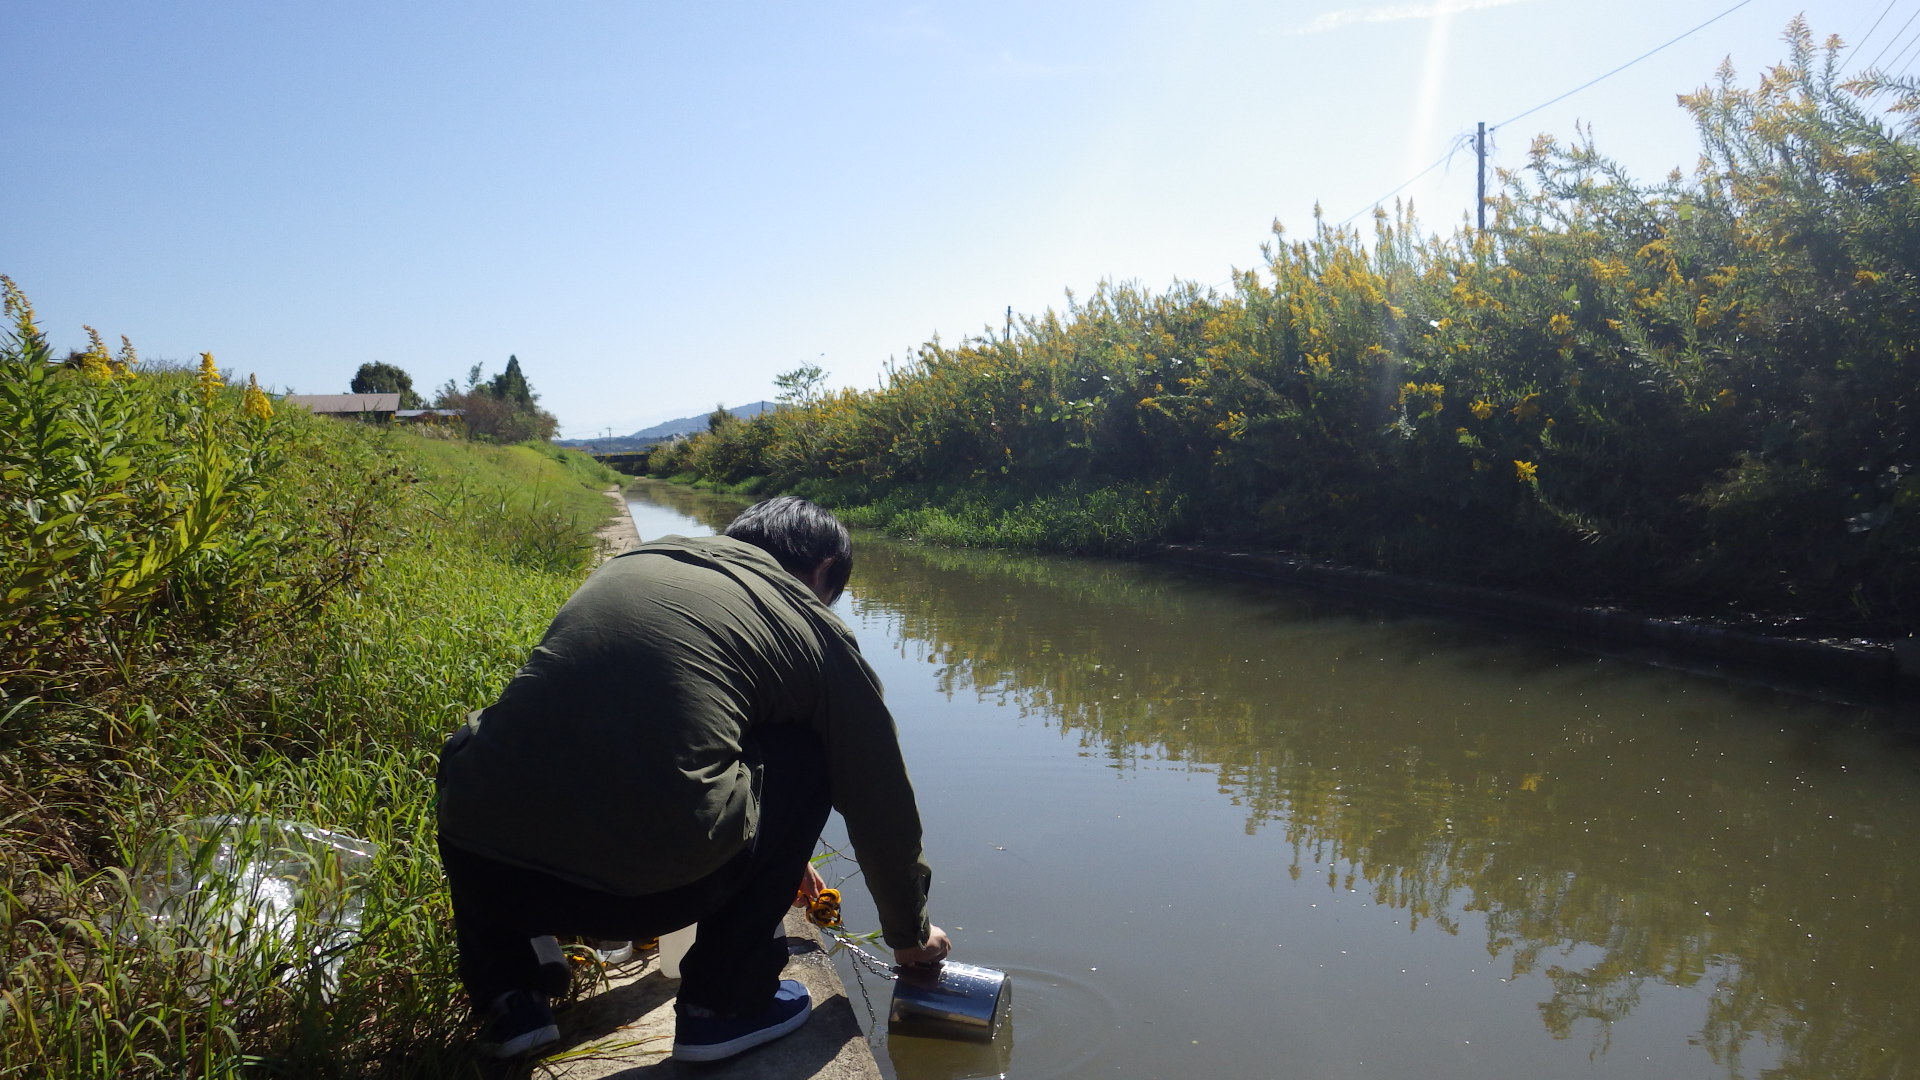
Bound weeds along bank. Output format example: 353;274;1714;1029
1;280;622;1077
653;27;1919;633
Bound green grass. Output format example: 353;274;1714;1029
1;357;624;1078
772;476;1184;557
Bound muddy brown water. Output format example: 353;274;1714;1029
625;480;1919;1080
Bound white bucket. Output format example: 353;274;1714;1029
657;923;697;979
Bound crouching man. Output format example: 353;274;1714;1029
436;496;950;1061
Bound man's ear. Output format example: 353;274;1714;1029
798;557;838;603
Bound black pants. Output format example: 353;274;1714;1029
437;723;832;1015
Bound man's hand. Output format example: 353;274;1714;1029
893;925;952;968
793;863;826;907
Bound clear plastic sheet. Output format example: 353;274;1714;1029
128;816;378;1001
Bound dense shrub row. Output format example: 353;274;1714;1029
655;26;1918;629
1;278;622;1077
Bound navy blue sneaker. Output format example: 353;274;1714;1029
671;980;812;1062
480;989;560;1059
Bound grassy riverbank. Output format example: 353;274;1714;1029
1;284;621;1077
651;26;1920;634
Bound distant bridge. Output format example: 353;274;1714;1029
592;450;652;475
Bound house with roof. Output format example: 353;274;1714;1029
283;393;401;422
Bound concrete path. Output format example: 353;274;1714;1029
595;485;642;560
487;911;881;1080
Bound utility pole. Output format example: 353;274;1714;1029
1476;121;1487;233
1006;305;1013;343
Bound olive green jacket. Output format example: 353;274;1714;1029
436;535;933;949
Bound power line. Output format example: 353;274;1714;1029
1330;0;1765;228
1335;133;1476;228
1864;6;1920;71
1883;20;1920;75
1849;0;1901;61
1493;0;1760;131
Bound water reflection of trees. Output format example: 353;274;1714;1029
848;537;1920;1079
622;479;745;534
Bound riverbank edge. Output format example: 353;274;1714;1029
1154;542;1920;707
547;911;881;1080
639;475;1919;704
596;485;642;559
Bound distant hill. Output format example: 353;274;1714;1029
556;401;777;452
629;401;776;440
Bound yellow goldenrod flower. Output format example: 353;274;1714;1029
1514;460;1537;482
197;352;223;404
78;326;114;380
1548;313;1573;335
0;275;39;342
1588;257;1632;284
1512;393;1542;420
243;374;274;420
1470;400;1494;420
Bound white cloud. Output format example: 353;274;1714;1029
1296;0;1534;34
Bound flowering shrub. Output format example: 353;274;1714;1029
1;279;291;695
662;22;1916;625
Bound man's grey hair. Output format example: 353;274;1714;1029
723;496;853;603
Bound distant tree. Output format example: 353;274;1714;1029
489;355;534;407
445;389;557;442
775;364;828;405
350;361;425;408
707;402;737;433
433;354;557;443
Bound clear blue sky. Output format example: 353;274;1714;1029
3;0;1891;437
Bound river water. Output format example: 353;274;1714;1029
624;480;1918;1080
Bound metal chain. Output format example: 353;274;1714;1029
816;923;896;1034
821;925;899;982
803;877;899;1035
834;929;882;1031
804;887;898;983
